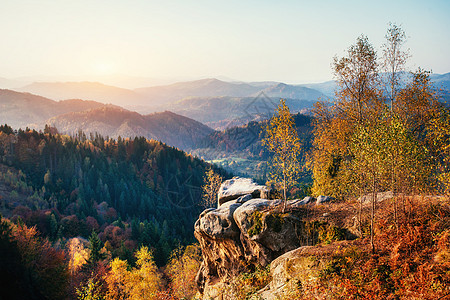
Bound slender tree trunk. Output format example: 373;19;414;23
392;160;398;235
359;188;363;237
371;172;376;253
283;161;287;212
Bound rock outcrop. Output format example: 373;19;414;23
195;197;289;297
316;195;334;204
259;240;368;299
358;191;394;203
194;179;349;299
217;177;270;206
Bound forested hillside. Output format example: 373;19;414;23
191;113;314;186
0;125;228;266
0;89;104;129
46;106;215;150
198;113;314;157
169;96;317;130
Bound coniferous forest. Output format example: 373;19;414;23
0;125;230;296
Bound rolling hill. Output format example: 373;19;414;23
13;78;328;123
0;89;215;150
0;89;104;129
189;113;314;179
261;83;325;100
169;96;316;130
15;81;146;106
9;74;450;132
134;78;263;107
46;106;214;150
430;72;450;102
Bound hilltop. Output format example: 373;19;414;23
15;81;146;106
47;106;214;150
0;89;104;129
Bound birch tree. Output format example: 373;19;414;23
262;99;302;211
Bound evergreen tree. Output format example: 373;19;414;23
88;231;104;264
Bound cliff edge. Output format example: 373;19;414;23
194;177;357;299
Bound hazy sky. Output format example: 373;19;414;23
1;0;449;85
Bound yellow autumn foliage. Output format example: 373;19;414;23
166;244;202;299
104;246;162;300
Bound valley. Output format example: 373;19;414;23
1;73;449;179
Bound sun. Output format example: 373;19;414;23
91;61;117;76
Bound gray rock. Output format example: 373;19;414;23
286;198;305;209
195;191;353;299
301;196;315;204
287;196;316;208
233;199;303;255
316;195;334;204
236;193;253;204
218;177;268;206
358;191;394;203
233;199;281;235
195;202;241;239
259;240;367;299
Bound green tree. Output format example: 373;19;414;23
312;26;445;251
88;231;104;264
332;34;380;123
262;99;302;211
350;118;389;252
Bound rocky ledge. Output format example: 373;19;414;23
194;177;355;299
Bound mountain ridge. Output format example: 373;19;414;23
0;89;104;129
15;81;146;106
46;106;215;150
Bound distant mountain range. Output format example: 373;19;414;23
8;78;331;129
0;89;103;129
47;106;214;150
135;78;263;106
0;89;213;150
1;73;449;143
194;113;314;158
13;78;330;110
15;81;146;107
168;96;316;130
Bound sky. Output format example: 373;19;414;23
1;0;449;87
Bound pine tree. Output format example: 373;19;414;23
88;231;104;264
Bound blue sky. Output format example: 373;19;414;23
1;0;449;85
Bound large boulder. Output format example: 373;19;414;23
194;200;248;295
259;240;369;299
217;177;269;206
196;201;241;239
194;178;349;299
358;191;394;203
195;197;310;297
289;196;316;208
316;195;334;204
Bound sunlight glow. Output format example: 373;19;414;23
91;61;117;76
